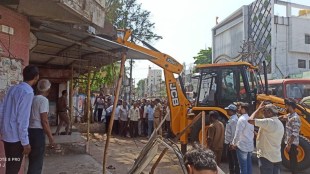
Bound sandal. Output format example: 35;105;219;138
106;165;116;170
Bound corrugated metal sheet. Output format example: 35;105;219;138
29;20;156;76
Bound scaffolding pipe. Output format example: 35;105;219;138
86;64;91;153
201;111;206;146
69;66;74;132
102;50;127;174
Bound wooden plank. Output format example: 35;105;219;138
102;51;127;174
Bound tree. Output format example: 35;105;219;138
77;0;161;95
75;63;120;93
136;79;145;98
105;0;122;24
107;0;162;43
105;0;162;100
193;47;212;64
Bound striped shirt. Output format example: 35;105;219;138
285;112;301;145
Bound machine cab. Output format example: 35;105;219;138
194;62;262;109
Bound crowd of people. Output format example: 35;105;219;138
0;65;303;174
93;93;302;174
206;101;301;174
93;96;172;139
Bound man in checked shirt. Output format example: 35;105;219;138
282;99;301;174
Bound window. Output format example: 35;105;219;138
298;59;306;68
221;70;238;103
305;34;310;44
269;84;283;98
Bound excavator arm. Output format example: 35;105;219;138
115;30;191;143
116;30;183;74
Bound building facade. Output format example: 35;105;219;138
0;1;107;173
212;0;310;79
145;67;162;97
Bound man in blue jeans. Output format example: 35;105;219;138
231;102;254;174
224;104;240;174
147;101;155;138
248;102;284;174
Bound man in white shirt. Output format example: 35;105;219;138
107;99;122;135
28;79;54;174
118;101;129;137
165;101;171;138
248;102;284;174
231;102;254;174
129;102;140;138
224;104;239;174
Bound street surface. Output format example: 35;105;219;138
85;134;310;174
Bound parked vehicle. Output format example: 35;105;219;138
268;78;310;101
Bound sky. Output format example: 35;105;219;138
132;0;310;85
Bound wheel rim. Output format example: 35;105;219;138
198;126;209;145
284;145;305;163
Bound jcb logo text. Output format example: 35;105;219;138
169;83;179;106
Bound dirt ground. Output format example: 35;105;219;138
83;132;310;174
85;133;184;174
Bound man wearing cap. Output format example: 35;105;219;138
207;111;225;165
282;99;301;174
248;102;284;174
28;79;55;174
231;102;254;174
224;104;240;174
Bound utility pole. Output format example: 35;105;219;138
129;58;133;102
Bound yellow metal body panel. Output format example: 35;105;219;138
116;30;191;143
115;30;310;145
192;107;229;118
196;62;257;70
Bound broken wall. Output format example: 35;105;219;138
0;57;23;100
0;5;30;100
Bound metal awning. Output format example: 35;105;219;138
29;20;155;76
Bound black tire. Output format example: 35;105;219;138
282;135;310;171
